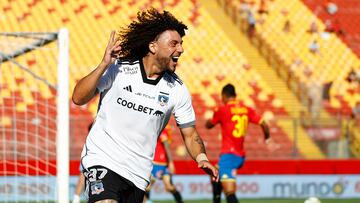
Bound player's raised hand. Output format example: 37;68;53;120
101;31;121;66
198;160;219;182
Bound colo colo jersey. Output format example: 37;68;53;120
210;100;262;157
153;126;171;165
81;59;195;190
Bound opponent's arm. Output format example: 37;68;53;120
72;31;120;105
260;120;279;150
260;120;270;141
205;107;218;129
180;126;219;181
205;120;215;129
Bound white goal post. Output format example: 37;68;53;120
57;28;70;203
0;28;69;203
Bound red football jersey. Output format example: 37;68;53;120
210;100;262;156
153;127;171;165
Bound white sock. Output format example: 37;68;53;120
72;194;80;203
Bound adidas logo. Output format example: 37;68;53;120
123;85;132;92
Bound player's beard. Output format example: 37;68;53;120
158;56;176;73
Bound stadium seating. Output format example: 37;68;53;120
300;0;360;119
220;0;360;157
223;0;360;116
302;0;360;58
0;0;303;161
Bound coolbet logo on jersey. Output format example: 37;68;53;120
117;97;163;117
117;97;154;115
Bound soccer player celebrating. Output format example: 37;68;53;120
144;125;184;203
205;83;276;203
72;8;218;203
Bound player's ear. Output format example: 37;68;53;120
149;41;157;54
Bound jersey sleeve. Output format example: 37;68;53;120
210;106;221;125
247;107;263;124
173;84;196;128
96;60;120;92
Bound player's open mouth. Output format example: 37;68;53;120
171;56;179;62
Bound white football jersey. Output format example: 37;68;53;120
81;59;195;190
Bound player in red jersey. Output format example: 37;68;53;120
206;83;276;203
143;126;184;203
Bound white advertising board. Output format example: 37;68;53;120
0;175;360;201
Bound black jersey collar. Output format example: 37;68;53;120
140;58;163;85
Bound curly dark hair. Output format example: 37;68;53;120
118;8;187;60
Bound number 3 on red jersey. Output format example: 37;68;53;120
231;115;248;138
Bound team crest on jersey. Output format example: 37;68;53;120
90;180;104;195
158;92;169;106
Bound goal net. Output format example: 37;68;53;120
0;29;69;202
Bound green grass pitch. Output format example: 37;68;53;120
153;199;360;203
